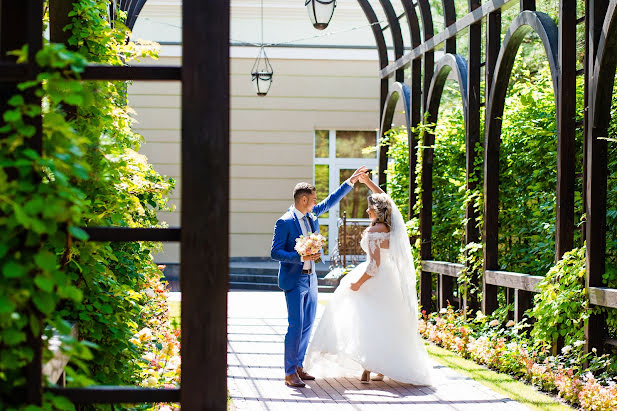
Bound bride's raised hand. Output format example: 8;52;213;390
358;171;370;184
350;282;361;291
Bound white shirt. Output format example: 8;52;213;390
291;206;314;271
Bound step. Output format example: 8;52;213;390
229;282;279;291
229;273;337;287
229;281;337;293
229;261;331;276
229;273;278;284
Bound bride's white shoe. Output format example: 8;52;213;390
360;370;371;383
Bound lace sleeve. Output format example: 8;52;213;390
365;232;389;277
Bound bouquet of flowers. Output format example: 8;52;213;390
295;233;327;260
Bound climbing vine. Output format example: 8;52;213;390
0;1;174;408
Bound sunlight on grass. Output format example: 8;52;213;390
426;343;572;411
169;300;180;328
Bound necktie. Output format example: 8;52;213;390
303;215;314;273
303;215;312;234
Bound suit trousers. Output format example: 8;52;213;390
283;272;318;375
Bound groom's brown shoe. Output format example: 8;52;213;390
297;367;315;380
284;372;306;387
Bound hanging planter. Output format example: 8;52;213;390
251;46;274;97
305;0;336;30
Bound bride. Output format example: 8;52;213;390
304;173;433;385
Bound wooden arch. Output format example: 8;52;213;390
482;10;560;312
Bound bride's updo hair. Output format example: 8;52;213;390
367;193;392;228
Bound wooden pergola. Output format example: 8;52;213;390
358;0;617;356
9;0;617;408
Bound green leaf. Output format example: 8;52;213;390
30;313;40;337
52;395;75;411
32;292;56;315
2;261;26;279
2;329;26;345
34;275;55;292
68;226;89;241
64;94;83;105
34;251;57;272
3;110;21;122
0;295;16;314
57;285;82;303
8;94;24;106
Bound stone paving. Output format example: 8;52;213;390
227;290;531;410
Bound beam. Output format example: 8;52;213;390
81;227;181;242
484;270;543;292
422;260;463;277
380;0;518;78
45;387;180;403
588;287;617;309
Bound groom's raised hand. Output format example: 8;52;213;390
349;166;369;184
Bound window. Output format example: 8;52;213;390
313;130;379;260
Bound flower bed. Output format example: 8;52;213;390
419;307;617;410
130;265;181;410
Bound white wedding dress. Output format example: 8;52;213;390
305;196;433;385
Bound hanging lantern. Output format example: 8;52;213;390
305;0;336;30
251;46;274;97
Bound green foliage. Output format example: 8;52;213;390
0;1;172;408
530;247;589;351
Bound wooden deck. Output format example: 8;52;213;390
227;291;530;410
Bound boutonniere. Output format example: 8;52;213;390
308;212;317;221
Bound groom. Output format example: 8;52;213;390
271;166;367;387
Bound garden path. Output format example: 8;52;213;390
227;290;531;410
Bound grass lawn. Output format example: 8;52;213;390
169;300;180;321
425;343;572;411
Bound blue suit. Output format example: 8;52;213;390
271;182;353;376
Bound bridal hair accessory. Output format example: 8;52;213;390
295;233;327;258
367;193;392;227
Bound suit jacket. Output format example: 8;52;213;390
271;182;353;291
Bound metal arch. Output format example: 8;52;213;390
425;53;469;125
109;0;148;31
377;0;405;82
379;82;412;142
418;53;468;311
379;82;414;218
417;0;435;40
120;0;148;31
486;11;559;112
442;0;457;52
483;10;559;278
356;0;390;188
400;0;422;48
417;0;435;111
590;0;617;130
442;0;457;28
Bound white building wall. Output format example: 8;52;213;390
129;0;408;263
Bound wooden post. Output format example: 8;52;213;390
482;10;501;315
464;0;482;312
438;274;454;309
417;0;434;312
180;0;230;408
585;0;610;355
514;289;533;323
555;0;576;260
409;57;422;220
520;0;535;11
